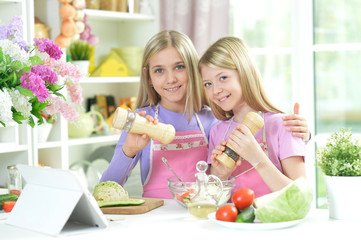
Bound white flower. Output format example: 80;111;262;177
0;39;30;64
0;89;14;124
9;88;32;119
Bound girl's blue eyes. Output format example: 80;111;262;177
154;65;185;73
203;76;227;88
175;65;185;70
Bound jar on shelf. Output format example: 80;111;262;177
7;165;22;197
86;0;100;9
100;0;117;11
117;0;127;12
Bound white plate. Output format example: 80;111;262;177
208;212;303;230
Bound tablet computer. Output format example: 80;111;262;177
6;164;109;236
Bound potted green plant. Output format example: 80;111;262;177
67;40;92;75
317;128;361;220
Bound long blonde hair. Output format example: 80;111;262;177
136;30;209;121
199;36;283;121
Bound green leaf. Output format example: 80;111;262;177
47;84;64;93
5;54;11;64
16;86;34;98
18;66;31;76
9;60;25;70
28;116;35;128
29;55;43;65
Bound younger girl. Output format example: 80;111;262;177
199;36;307;197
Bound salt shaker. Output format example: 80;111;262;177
7;165;22;196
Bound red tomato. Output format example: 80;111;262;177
232;188;255;210
3;201;16;213
215;204;238;222
176;192;191;203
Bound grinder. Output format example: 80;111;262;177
216;112;264;169
112;107;176;144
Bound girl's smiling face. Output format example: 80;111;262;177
201;65;245;114
148;47;188;113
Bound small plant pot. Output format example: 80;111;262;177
71;60;90;76
324;175;361;220
37;122;53;143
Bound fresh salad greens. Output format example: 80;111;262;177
254;177;313;223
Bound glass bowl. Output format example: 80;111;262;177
167;174;236;208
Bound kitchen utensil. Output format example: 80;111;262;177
216;112;264;169
100;198;164;215
112;107;176;144
162;157;183;184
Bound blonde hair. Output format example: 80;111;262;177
199;36;283;121
136;30;209;121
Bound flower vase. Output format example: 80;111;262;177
37;122;53;143
324;175;361;220
71;60;90;76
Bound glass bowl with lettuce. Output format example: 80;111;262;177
168;174;236;208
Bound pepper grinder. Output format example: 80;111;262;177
112;107;176;144
216;112;264;169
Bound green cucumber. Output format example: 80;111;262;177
235;206;255;223
98;198;145;208
0;194;18;210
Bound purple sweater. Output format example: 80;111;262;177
100;104;218;186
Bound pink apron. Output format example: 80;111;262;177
142;108;208;199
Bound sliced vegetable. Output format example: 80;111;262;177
3;201;16;212
93;181;128;201
0;193;18;210
98;198;145;208
254;177;313;223
176;192;191;203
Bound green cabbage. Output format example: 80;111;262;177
253;177;313;222
93;181;129;201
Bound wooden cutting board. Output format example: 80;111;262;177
100;197;164;215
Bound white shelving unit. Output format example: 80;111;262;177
0;0;160;188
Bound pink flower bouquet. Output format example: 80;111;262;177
0;17;83;127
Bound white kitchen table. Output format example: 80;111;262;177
0;199;359;240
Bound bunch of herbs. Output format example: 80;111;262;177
317;128;361;176
68;40;91;61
